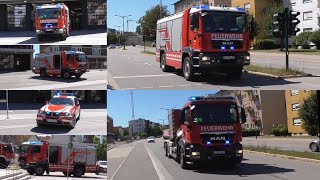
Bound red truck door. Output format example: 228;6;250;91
189;13;200;49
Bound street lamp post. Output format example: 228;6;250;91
114;25;121;46
161;107;176;127
115;14;132;50
317;90;320;142
160;0;162;19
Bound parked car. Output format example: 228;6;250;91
96;160;107;174
309;139;320;152
147;136;155;143
109;44;116;49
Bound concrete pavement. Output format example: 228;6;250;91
108;46;320;90
0;30;107;45
108;138;320;180
0;70;107;90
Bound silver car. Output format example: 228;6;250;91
309;139;320;152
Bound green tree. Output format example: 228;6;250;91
138;5;170;41
136;26;142;34
118;33;128;45
124;129;129;136
107;33;119;45
299;92;319;136
247;14;259;44
94;136;107;160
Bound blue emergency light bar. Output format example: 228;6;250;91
189;96;237;102
36;3;62;9
194;5;210;10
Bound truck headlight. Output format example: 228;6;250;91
191;152;200;156
244;56;250;60
236;150;243;154
202;56;210;61
61;112;71;116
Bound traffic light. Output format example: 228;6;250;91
143;35;146;42
272;12;285;38
288;10;301;36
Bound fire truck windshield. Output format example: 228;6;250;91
192;104;238;124
37;8;61;19
19;145;30;153
49;97;74;106
75;54;87;62
202;12;246;33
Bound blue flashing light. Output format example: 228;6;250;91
190;96;197;101
31;141;38;145
56;92;61;96
46;112;51;116
230;46;235;50
221;46;226;50
225;140;230;145
236;7;245;13
194;5;210;10
207;141;211;145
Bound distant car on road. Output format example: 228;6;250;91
309;139;320;152
36;93;80;129
96;160;107;174
109;44;116;49
147;136;155;143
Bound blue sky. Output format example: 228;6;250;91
33;45;39;57
107;0;176;32
108;90;218;127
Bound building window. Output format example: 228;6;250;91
71;46;82;52
7;5;27;31
303;11;313;20
303;0;312;3
255;112;260;117
53;46;59;53
292;103;300;111
291;0;296;6
253;90;258;95
291;90;299;96
88;1;107;26
293;118;302;126
244;3;250;11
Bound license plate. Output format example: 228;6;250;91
223;56;235;60
45;29;53;31
213;151;225;155
46;119;57;123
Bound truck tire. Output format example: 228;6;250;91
0;158;7;169
73;166;84;177
35;166;45;176
160;54;174;72
179;148;188;169
27;167;35;175
76;112;80;121
183;57;195;81
62;71;71;79
40;69;46;77
165;146;168;157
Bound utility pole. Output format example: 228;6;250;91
114;25;121;45
160;0;162;19
6;90;9;119
284;7;289;70
115;14;132;50
130;90;135;147
160;107;175;127
318;90;320;142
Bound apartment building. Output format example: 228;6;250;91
0;45;34;71
173;0;231;13
283;0;320;32
285;90;314;135
217;90;287;135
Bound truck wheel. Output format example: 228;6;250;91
73;166;83;177
75;74;82;78
62;71;71;79
179;150;188;169
35;166;45;176
27;168;35;175
183;57;195;81
76;112;80;121
160;54;173;72
165;146;168;157
0;158;7;169
40;69;46;77
310;143;319;152
61;34;67;41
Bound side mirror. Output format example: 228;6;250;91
240;108;246;124
45;101;48;104
180;110;185;124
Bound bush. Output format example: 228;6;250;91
242;129;260;137
293;32;313;49
256;39;275;49
272;124;290;136
309;30;320;50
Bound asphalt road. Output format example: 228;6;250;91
0;109;106;135
0;30;107;45
29;172;107;180
0;70;107;90
108;138;320;180
107;46;320;90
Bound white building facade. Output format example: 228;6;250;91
283;0;320;33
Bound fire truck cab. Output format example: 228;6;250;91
0;142;14;169
19;141;99;177
35;3;70;41
33;51;88;79
164;96;246;169
156;5;250;81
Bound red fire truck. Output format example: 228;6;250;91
35;3;70;41
163;96;246;169
18;141;100;177
0;142;14;169
156;5;250;81
33;51;88;79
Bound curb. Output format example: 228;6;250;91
245;150;320;164
247;71;312;79
107;71;120;90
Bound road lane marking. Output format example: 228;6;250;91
144;143;175;180
109;146;134;180
113;74;176;79
159;85;174;88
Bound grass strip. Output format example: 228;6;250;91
246;65;305;76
